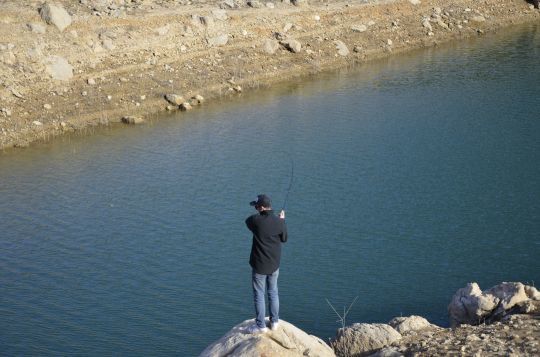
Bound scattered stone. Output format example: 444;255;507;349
179;102;193;111
334;40;349;56
200;319;334;357
43;104;52;110
331;323;402;357
102;38;115;51
212;9;228;21
121;116;144;125
44;56;73;81
409;0;421;5
247;0;262;8
387;39;393;46
155;24;170;36
233;85;242;92
314;15;320;21
39;2;72;32
280;39;301;53
165;94;185;105
470;15;486;23
221;0;236;9
27;23;46;34
107;95;112;100
291;0;307;6
351;24;368;32
283;23;293;33
87;78;96;85
207;34;229;47
11;88;24;99
266;2;275;9
262;38;280;54
192;94;204;104
422;19;433;31
33;120;43;126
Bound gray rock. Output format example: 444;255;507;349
388;316;435;334
44;56;73;81
408;0;421;5
155;24;170;36
28;23;47;34
200;319;335;357
525;285;540;300
207;34;229;47
212;9;228;21
247;0;262;8
470;15;486;23
39;3;72;32
335;40;349;56
292;0;308;6
262;38;280;54
200;16;214;28
351;24;368;32
221;0;236;9
180;102;193;111
164;94;185;105
422;19;432;31
332;323;402;357
121;116;144;125
281;39;301;53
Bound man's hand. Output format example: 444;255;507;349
279;210;285;219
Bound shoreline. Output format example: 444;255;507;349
1;0;539;151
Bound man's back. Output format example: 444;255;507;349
246;210;287;275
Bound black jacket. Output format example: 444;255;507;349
245;210;288;275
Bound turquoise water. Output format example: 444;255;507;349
1;24;539;355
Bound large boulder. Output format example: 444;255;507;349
448;282;536;327
331;323;402;357
39;3;72;32
200;319;335;357
388;316;436;334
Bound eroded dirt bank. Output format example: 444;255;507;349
0;0;539;150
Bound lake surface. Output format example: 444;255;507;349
1;24;539;356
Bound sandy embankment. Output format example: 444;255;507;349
0;0;538;150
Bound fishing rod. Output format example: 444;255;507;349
281;154;295;212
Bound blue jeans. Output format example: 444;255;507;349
252;269;279;329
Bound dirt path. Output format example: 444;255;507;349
0;0;538;150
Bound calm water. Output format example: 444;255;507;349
1;24;539;356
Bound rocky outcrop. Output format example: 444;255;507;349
200;319;335;357
331;323;402;357
448;282;540;327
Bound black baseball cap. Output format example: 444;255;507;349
250;194;271;207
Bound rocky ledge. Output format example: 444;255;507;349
201;281;540;356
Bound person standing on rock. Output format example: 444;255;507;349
245;194;287;334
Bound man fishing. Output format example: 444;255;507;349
245;194;287;334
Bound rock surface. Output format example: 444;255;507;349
200;319;335;357
331;323;402;357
